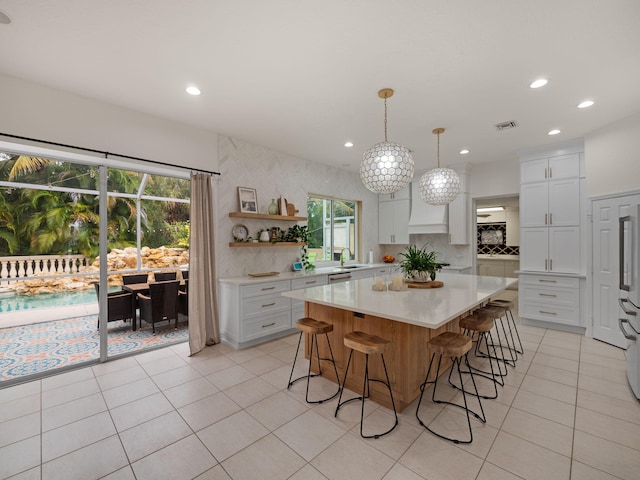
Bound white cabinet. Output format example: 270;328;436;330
448;192;470;245
290;276;328;324
519;226;580;274
520;153;581;183
505;209;520;246
519;143;585;331
521;179;580;227
379;186;410;244
518;274;581;327
219;279;294;349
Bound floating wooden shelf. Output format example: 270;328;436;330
229;212;307;221
229;242;307;248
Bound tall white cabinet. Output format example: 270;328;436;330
378;185;410;244
518;142;586;331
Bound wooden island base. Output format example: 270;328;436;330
304;302;465;413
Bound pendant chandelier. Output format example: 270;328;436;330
360;88;414;194
419;128;461;205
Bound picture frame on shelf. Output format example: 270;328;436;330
238;187;258;213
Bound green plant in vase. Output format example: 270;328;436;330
397;244;439;282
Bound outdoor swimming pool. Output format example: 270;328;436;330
0;289;99;313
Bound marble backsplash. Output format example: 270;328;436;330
380;233;473;267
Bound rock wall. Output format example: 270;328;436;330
10;247;189;295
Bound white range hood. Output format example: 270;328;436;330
407;180;449;234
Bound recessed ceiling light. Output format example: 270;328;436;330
186;86;201;96
530;78;548;89
548;129;561;136
0;9;11;24
577;100;594;109
344;142;354;148
459;149;470;155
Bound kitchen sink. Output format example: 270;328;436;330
336;265;367;270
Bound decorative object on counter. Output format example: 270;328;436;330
232;224;249;242
268;198;278;215
360;88;414;194
383;255;395;263
292;262;303;271
372;272;388;291
238;186;258;213
389;269;407;290
398;244;440;282
406;280;444;289
419;128;461;206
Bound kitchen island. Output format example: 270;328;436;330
282;272;517;412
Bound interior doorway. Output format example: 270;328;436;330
473;195;520;289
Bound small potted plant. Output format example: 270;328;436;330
397;244;439;282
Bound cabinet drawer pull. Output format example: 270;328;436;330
549;212;553;225
539;310;557;315
261;302;276;307
549;259;553;271
261;322;276;328
538;293;557;297
549;167;552;178
305;281;317;285
261;286;276;291
545;167;548;179
538;279;557;283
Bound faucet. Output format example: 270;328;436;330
340;248;351;267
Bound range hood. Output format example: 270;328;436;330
408;180;449;234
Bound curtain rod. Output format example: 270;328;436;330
0;132;221;176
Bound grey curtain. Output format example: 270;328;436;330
188;172;220;355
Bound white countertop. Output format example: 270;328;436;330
477;254;520;260
218;263;391;286
281;272;517;330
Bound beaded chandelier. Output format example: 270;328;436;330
419;128;461;205
360;88;414;194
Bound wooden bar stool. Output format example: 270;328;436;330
287;317;340;404
416;331;486;444
458;313;505;399
487;299;523;355
334;331;398;439
477;305;517;367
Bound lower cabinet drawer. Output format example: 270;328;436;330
519;274;579;289
520;301;580;326
243;295;290;318
243;312;292;341
521;285;579;307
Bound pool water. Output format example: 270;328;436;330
0;289;104;313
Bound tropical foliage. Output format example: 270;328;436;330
0;154;190;259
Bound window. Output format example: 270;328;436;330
307;195;358;264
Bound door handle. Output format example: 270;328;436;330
619;298;637;316
619;318;637;340
261;302;276;307
538;293;557;297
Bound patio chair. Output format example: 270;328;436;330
137;280;180;333
154;271;177;282
122;273;149;285
93;283;135;330
178;279;188;316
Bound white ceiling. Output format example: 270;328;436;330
0;0;639;175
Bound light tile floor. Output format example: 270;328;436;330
1;305;640;480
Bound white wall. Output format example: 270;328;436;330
468;158;520;199
216;136;380;278
585;112;640;197
0;73;217;172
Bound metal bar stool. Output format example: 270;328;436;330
416;331;486;444
476;305;518;368
457;313;505;399
334;331;398;439
287;317;340;404
487;299;523;355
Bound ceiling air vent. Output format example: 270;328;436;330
494;120;518;131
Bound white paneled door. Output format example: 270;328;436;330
592;194;640;348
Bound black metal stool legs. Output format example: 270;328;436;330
416;352;486;444
287;330;340;404
334;351;398;439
